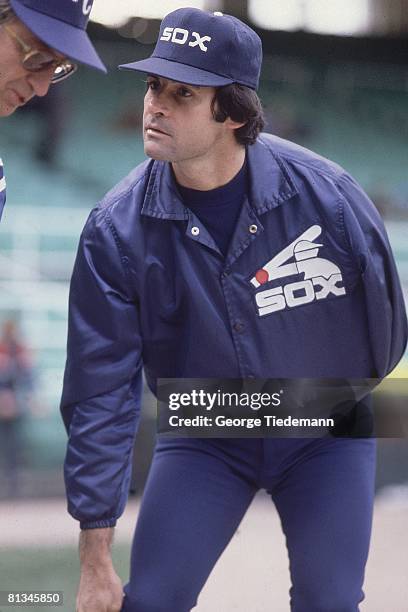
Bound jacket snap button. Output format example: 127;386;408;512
191;226;200;236
249;224;258;234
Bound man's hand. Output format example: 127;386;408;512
76;528;124;612
76;562;124;612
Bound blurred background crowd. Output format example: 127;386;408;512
0;0;407;501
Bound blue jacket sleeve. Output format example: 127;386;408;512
60;206;143;529
337;172;407;377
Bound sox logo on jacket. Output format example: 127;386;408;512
251;225;346;316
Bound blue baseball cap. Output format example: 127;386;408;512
10;0;106;72
119;8;262;90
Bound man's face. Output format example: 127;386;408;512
143;76;231;163
0;17;58;117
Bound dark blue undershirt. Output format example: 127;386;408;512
176;158;248;256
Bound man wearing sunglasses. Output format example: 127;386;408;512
0;0;106;219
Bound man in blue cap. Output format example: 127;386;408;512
0;0;106;219
61;7;407;612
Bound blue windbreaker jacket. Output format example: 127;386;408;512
61;134;407;529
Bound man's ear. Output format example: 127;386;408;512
224;116;247;131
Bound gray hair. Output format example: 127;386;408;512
0;1;13;24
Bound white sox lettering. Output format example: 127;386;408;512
251;225;346;316
160;27;212;52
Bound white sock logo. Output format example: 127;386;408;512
250;225;346;316
160;27;212;52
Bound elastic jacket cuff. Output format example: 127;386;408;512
80;518;117;530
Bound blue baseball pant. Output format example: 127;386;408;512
122;436;376;611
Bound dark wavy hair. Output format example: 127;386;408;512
211;83;265;146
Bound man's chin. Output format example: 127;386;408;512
144;143;172;161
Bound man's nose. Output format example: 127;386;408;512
27;67;54;97
147;92;169;116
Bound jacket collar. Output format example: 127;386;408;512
141;135;298;220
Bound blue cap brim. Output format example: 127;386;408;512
119;57;232;87
10;0;107;73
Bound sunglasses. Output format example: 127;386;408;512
4;24;77;83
